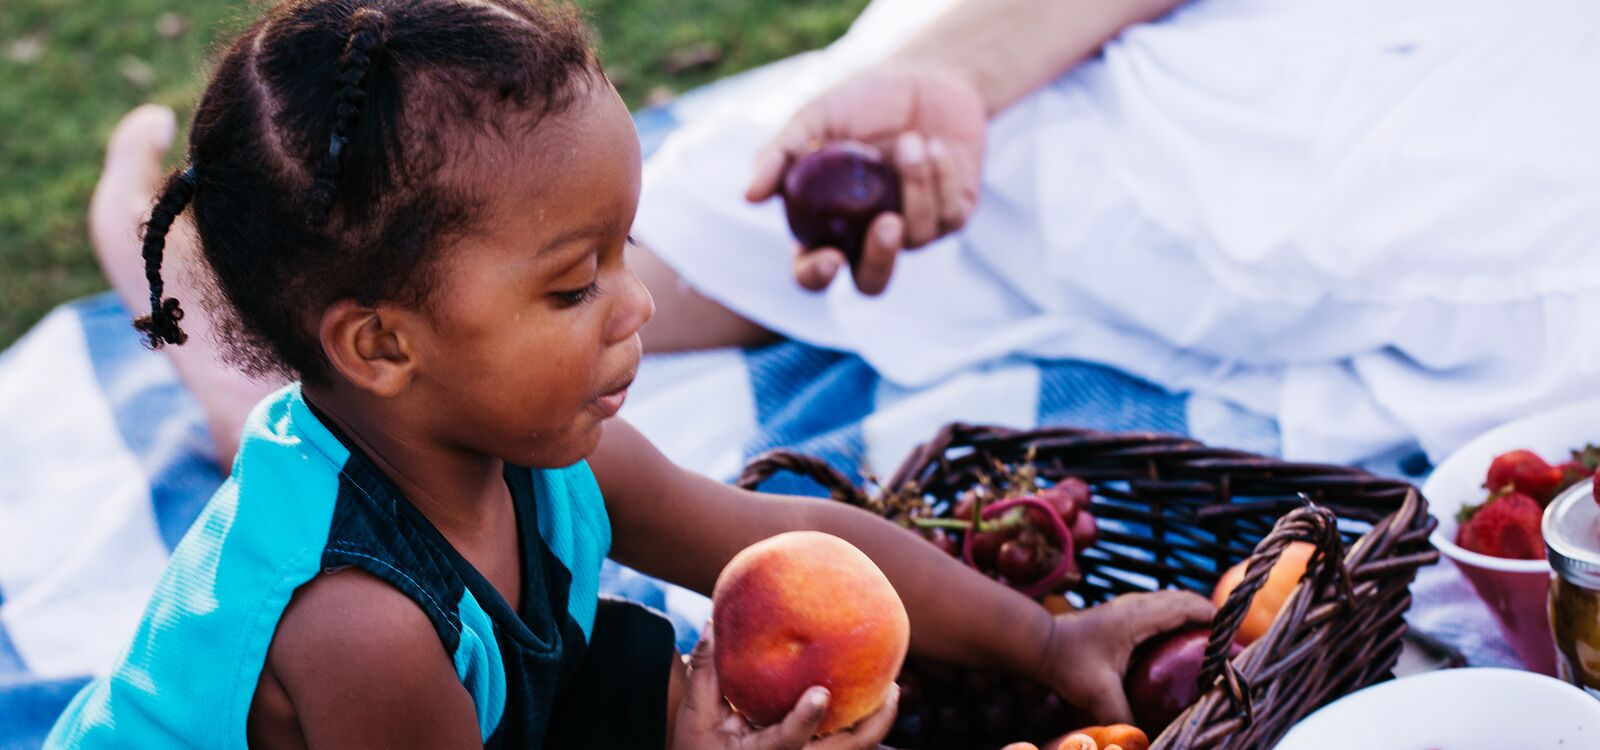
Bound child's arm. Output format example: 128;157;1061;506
593;419;1212;722
251;569;483;749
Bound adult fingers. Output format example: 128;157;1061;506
747;121;816;203
893;132;938;248
852;214;903;296
928;137;976;237
813;685;900;750
750;687;830;750
793;246;848;291
747;147;791;204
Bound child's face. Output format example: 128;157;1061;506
401;77;652;468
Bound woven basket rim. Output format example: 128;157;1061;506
737;421;1440;749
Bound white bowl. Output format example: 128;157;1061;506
1422;398;1600;574
1273;668;1600;750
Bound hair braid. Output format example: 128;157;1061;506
131;167;198;348
309;7;388;224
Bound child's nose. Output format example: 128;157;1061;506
605;266;654;344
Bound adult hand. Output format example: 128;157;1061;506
745;64;987;296
669;624;900;750
1036;591;1216;724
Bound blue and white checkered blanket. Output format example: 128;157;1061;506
0;104;1516;748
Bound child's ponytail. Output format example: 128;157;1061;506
132;166;198;349
310;7;389;224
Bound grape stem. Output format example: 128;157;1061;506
908;514;1027;533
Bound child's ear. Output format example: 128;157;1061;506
318;300;418;398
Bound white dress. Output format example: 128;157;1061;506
632;0;1600;463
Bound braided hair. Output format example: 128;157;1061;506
136;0;597;380
309;8;388;224
131;166;198;348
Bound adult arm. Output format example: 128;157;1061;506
892;0;1187;117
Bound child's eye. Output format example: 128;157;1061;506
551;282;601;307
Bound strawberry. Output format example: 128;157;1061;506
1558;460;1590;484
1485;449;1564;505
1456;491;1545;560
1569;443;1600;472
1555;460;1596;497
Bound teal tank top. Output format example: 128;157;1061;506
45;384;611;748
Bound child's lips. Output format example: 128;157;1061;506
591;372;635;417
592;386;629;417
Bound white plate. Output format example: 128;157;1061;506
1423;397;1600;573
1273;668;1600;750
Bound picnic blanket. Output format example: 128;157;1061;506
0;97;1520;749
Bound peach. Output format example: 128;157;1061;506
711;531;910;734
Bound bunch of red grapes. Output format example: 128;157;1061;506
887;478;1102;748
918;479;1099;597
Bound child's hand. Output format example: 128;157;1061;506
1035;591;1216;724
669;625;900;750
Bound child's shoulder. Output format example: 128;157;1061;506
251;567;482;747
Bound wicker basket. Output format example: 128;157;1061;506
736;424;1440;750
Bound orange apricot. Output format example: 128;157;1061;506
1071;724;1149;750
1211;541;1316;645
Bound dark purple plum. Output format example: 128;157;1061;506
1124;625;1244;735
781;141;902;264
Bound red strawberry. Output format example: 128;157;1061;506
1456;492;1545;560
1570;443;1600;473
1558;460;1590;483
1555;460;1595;496
1485;450;1564;505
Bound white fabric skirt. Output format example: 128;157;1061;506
632;0;1600;463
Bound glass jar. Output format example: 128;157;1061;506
1546;480;1600;699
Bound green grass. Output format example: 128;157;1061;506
0;0;869;348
